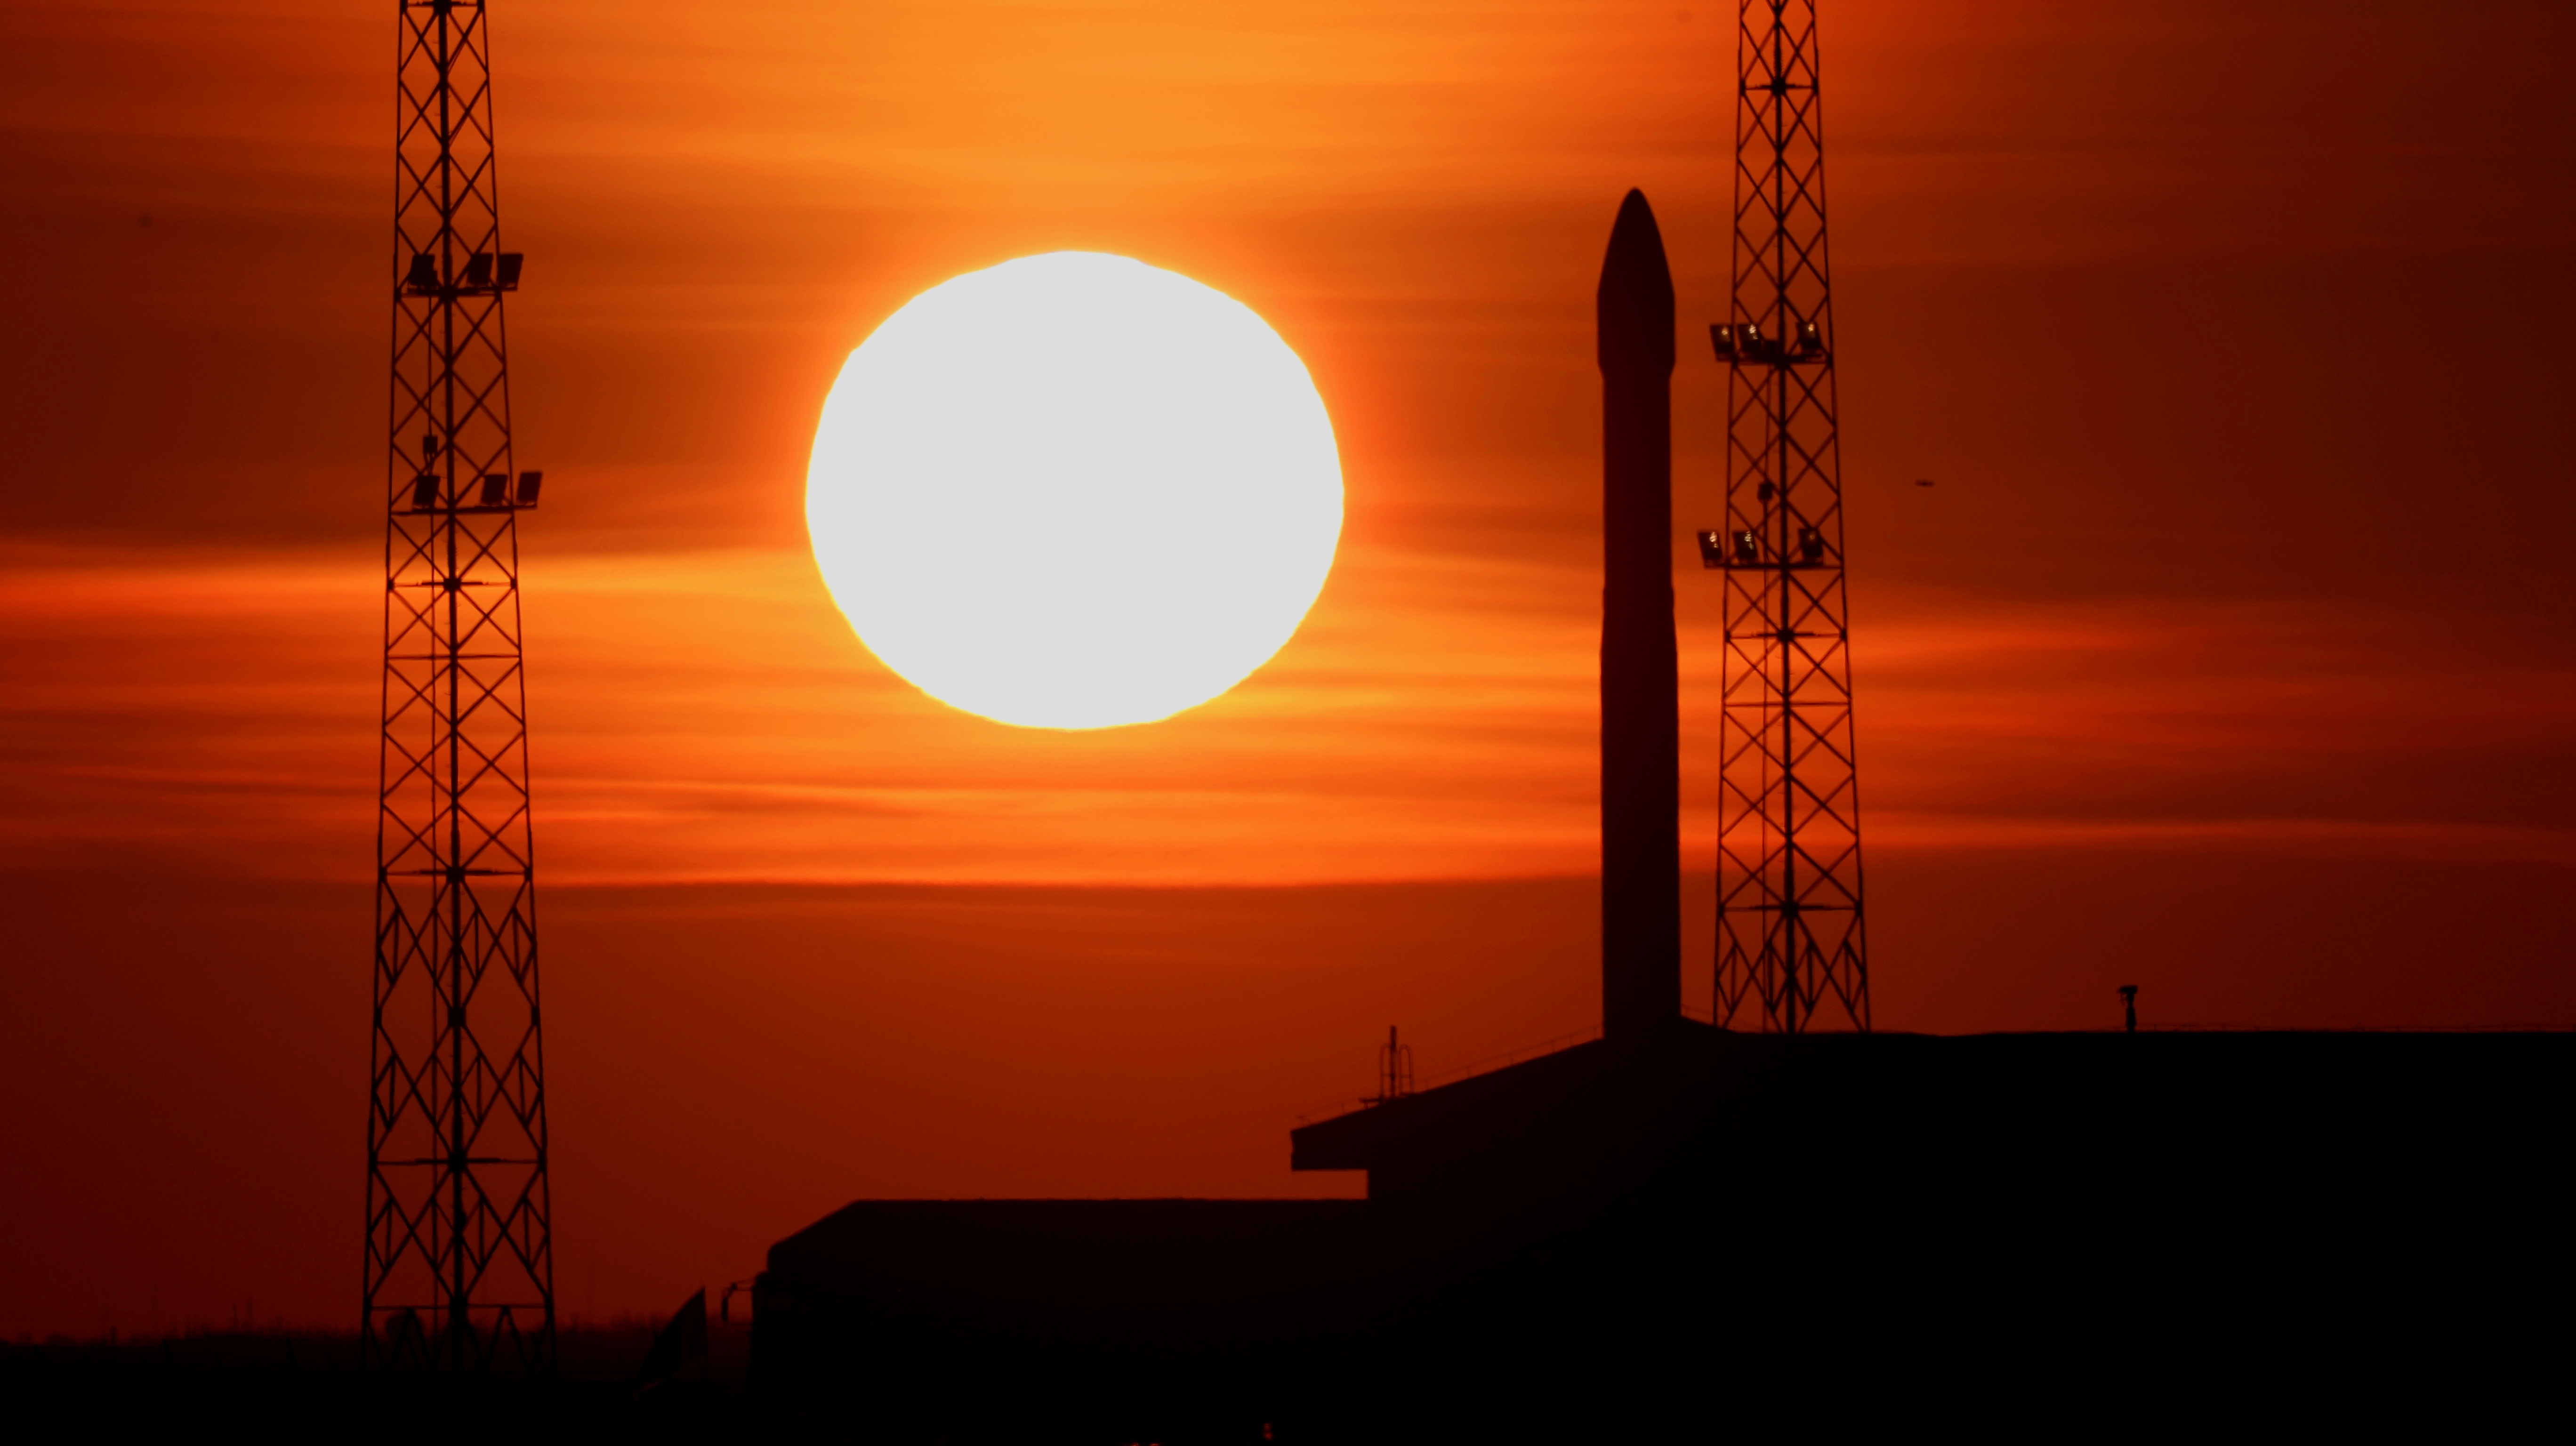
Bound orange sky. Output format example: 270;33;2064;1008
5;0;2575;1335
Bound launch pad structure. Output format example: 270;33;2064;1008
264;0;2572;1424
750;2;2569;1431
1598;1;1867;1044
362;0;556;1374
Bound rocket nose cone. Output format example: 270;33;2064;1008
1598;189;1675;374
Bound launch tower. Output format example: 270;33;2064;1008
1705;0;1870;1031
363;0;555;1371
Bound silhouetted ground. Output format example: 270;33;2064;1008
0;1318;760;1437
11;1037;2565;1440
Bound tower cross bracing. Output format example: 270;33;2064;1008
1706;0;1871;1032
363;0;555;1371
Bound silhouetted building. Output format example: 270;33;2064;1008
749;190;2573;1437
758;1033;2568;1436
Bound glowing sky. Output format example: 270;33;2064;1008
3;0;2575;1336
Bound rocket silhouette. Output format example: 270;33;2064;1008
1595;189;1682;1040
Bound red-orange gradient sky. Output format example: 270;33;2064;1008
5;0;2575;1335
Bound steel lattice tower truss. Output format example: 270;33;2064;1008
1705;0;1870;1032
364;0;554;1371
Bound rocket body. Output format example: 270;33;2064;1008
1595;190;1682;1040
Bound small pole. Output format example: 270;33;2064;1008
1375;1027;1414;1102
2119;985;2139;1033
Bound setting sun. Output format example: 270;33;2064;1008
805;251;1344;729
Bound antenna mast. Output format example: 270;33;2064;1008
1704;0;1871;1032
364;0;555;1369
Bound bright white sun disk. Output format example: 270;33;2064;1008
805;252;1344;729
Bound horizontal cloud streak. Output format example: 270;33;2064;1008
9;545;2573;888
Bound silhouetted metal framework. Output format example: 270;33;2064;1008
1704;0;1870;1032
364;0;555;1372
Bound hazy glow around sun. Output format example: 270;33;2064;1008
806;252;1344;730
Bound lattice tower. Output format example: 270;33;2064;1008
364;0;555;1370
1705;0;1871;1032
